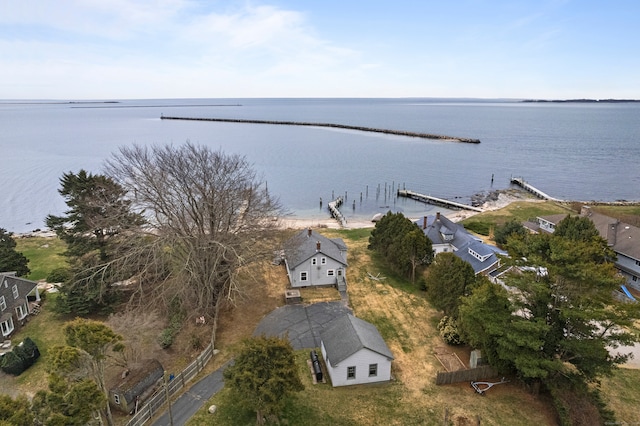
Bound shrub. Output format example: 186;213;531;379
438;316;463;346
0;338;40;375
46;267;71;284
0;351;25;376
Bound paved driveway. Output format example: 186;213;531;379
253;301;352;350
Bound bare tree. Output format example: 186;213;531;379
105;143;283;346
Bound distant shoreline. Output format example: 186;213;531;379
522;99;640;103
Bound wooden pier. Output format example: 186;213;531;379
510;177;562;201
397;190;482;212
328;197;347;227
160;116;481;143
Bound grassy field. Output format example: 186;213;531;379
15;236;67;281
189;227;559;426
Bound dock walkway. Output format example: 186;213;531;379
397;190;482;212
510;177;562;201
328;197;347;227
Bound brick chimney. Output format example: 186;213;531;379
316;241;321;251
423;216;428;230
436;211;441;221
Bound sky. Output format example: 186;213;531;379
1;0;639;99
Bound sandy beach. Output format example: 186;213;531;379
279;190;537;230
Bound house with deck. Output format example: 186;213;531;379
320;314;394;387
0;272;40;338
283;229;348;290
416;212;504;276
532;207;640;291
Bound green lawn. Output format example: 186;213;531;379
15;237;67;281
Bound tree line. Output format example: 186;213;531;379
369;211;640;425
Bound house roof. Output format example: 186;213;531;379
415;215;504;274
283;229;347;269
536;214;569;228
539;209;640;261
0;272;37;311
320;314;393;367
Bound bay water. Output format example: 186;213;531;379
1;98;639;233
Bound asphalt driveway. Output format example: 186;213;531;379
253;301;352;350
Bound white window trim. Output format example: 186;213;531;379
114;394;121;405
311;258;317;265
321;257;327;265
347;366;356;380
369;363;378;377
0;296;6;311
300;271;308;281
12;285;19;299
16;303;28;320
327;269;335;277
1;317;14;337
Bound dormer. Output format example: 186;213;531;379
440;225;455;242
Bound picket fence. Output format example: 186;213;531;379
126;343;215;426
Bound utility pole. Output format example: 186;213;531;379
164;373;174;426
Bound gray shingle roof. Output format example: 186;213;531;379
416;215;504;274
283;229;347;269
320;314;393;367
0;272;37;312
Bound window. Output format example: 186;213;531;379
0;296;6;311
1;318;14;336
327;270;335;277
312;258;317;265
636;260;640;266
300;271;308;282
12;285;19;299
633;276;638;282
16;304;27;320
114;394;121;405
347;366;356;380
369;363;378;377
321;257;327;265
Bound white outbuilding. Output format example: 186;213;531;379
320;314;394;387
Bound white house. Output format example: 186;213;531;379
283;229;348;289
320;314;394;387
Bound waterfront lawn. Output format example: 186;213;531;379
600;368;640;424
5;292;71;396
462;201;573;236
15;236;67;281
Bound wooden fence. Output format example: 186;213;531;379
435;365;497;385
126;343;215;426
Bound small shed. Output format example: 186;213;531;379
109;359;164;414
320;314;394;387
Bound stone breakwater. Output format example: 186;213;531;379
160;116;481;143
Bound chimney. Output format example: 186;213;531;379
307;228;312;237
436;211;441;221
316;241;321;251
423;216;428;230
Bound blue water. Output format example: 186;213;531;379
1;98;639;233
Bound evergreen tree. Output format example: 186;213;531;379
424;252;477;318
369;212;432;281
0;228;29;276
493;219;527;246
224;335;304;424
46;170;144;315
459;227;640;388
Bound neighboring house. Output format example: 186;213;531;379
283;229;348;289
416;212;504;276
109;359;164;414
533;206;640;291
320;314;394;387
0;272;40;338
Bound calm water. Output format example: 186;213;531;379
1;98;639;233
